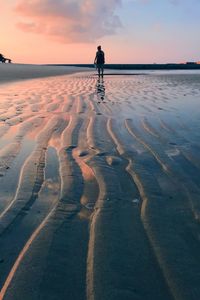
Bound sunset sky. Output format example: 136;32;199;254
1;0;200;64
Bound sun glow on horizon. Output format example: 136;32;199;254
1;0;200;64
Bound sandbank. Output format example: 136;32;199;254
0;63;91;84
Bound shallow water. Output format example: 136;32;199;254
0;72;200;300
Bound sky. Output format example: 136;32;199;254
1;0;200;64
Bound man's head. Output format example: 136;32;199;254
97;45;101;51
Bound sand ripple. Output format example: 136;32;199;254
0;73;200;300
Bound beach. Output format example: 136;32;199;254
0;65;200;300
0;63;91;84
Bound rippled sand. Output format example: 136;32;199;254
0;72;200;300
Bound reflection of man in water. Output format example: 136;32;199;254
96;78;105;102
94;45;105;77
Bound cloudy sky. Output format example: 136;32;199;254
1;0;200;63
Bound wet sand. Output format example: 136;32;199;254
0;70;200;300
0;64;91;84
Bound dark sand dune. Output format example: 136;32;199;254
0;72;200;299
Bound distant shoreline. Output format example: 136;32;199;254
46;63;200;70
1;63;199;86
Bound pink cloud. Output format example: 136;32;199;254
14;0;122;43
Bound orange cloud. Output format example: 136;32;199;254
14;0;122;43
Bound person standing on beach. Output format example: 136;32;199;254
94;45;105;77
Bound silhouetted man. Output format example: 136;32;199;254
94;46;105;77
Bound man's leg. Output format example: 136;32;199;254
97;66;100;77
101;65;104;77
